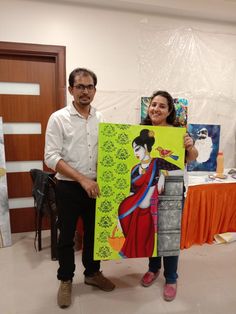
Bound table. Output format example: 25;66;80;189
180;182;236;249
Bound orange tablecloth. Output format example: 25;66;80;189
180;183;236;249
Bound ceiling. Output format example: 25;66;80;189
54;0;236;24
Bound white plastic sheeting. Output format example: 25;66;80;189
94;90;140;125
138;26;236;168
95;26;236;168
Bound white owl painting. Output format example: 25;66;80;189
187;124;220;172
194;128;213;163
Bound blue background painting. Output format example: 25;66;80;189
187;124;220;172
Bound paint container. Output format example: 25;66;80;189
216;151;224;178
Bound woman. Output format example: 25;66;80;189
118;129;180;258
140;90;198;302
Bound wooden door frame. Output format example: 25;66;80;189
0;41;66;234
0;41;66;108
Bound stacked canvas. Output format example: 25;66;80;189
0;117;11;247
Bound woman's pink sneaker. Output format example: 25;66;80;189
141;271;160;287
163;283;177;301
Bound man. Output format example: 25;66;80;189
45;68;115;309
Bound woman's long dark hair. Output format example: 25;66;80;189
141;90;176;126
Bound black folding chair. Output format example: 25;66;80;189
30;169;58;260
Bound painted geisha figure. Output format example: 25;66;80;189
118;129;180;258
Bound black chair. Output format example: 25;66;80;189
30;169;58;260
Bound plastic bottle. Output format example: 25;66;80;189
216;151;224;177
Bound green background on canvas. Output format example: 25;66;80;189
94;123;186;260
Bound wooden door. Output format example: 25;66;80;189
0;42;66;232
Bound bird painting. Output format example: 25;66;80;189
156;146;179;160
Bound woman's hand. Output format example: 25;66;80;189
157;173;165;194
184;133;194;152
117;219;123;231
184;133;198;162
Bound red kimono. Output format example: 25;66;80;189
118;158;179;258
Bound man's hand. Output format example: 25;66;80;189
55;159;101;198
80;177;100;198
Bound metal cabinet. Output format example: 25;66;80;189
157;176;184;256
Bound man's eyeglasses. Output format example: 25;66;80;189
73;84;95;91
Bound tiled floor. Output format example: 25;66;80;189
0;231;236;314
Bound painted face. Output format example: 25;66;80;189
148;95;171;126
69;74;96;107
133;142;146;160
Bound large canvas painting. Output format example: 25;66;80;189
141;97;188;127
187;124;220;172
94;123;186;260
0;117;11;247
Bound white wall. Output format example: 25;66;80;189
1;0;236;167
